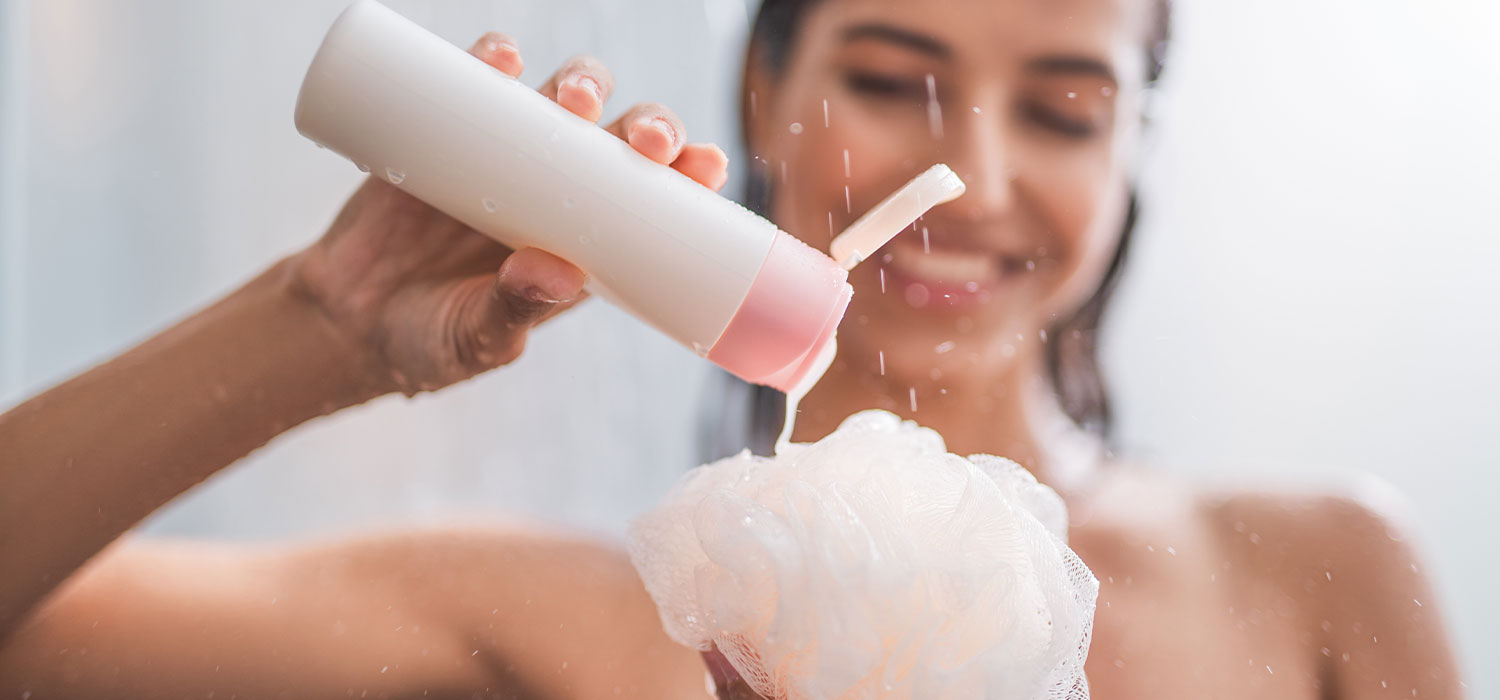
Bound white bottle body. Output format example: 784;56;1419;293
295;0;774;352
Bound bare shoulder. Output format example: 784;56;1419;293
1200;480;1427;594
1201;481;1465;697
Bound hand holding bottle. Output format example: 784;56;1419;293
287;32;729;396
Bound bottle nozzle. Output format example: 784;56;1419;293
829;164;967;270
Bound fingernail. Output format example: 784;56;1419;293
525;286;568;304
649;117;677;144
565;74;602;102
479;34;516;55
631;117;676;146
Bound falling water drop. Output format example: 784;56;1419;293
878;350;885;375
789;122;804;135
385;167;405;184
356;163;371;173
922;226;931;253
909;387;918;412
844;186;852;213
924;73;943;140
822;99;830;127
843;149;851;178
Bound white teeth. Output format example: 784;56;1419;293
887;248;995;282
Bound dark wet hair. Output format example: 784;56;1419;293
739;0;1172;440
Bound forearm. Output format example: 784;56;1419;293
0;260;386;638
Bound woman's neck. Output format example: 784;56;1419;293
788;348;1102;489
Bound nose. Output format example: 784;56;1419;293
938;105;1015;224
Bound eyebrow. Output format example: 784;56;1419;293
1026;55;1118;85
841;23;952;60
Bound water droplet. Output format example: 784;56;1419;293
1025;259;1036;271
686;614;698;624
904;283;931;308
964;281;978;292
843;149;851;178
356;163;370;173
909;387;918;412
788;122;803;135
878;267;887;294
822;99;830;127
385;167;405;184
1066;91;1078;99
743;516;753;525
922;226;931;253
925;73;943;140
844;185;851;213
482;198;498;212
691;341;710;358
935;341;955;354
878;350;885;375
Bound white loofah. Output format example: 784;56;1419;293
628;410;1098;700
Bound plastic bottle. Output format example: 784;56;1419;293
294;0;850;391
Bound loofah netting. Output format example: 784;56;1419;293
628;410;1098;700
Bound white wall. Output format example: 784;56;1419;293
1107;1;1500;689
2;0;1495;693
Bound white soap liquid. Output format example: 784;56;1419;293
775;336;839;454
773;164;965;454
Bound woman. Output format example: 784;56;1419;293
0;0;1464;698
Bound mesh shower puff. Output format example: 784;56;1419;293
627;410;1098;700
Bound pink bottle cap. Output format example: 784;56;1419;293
708;232;852;392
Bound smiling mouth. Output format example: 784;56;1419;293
879;240;1036;302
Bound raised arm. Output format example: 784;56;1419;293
0;32;729;642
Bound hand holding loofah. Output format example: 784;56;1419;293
628;410;1098;700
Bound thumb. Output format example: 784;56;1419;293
458;248;586;369
489;247;587;328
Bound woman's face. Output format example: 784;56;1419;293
747;0;1151;386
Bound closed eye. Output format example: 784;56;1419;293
1018;101;1098;139
843;70;927;101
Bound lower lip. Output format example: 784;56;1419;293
879;262;1011;310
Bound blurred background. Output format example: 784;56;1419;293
1;0;1496;692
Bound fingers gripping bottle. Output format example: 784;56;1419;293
296;2;955;392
